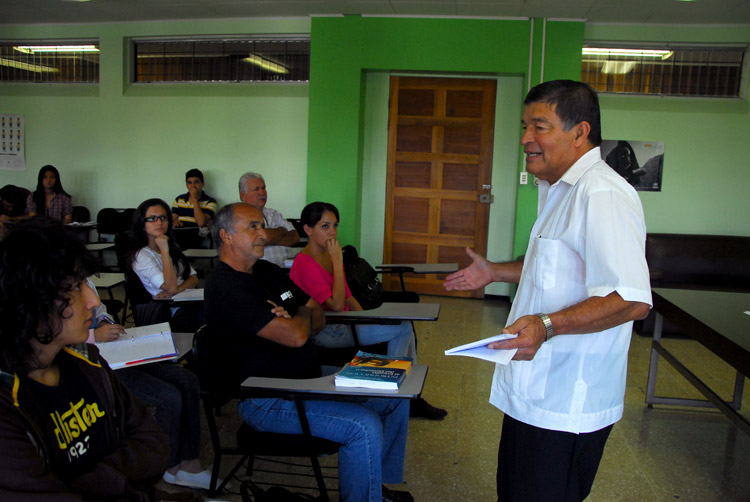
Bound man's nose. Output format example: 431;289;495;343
520;129;533;145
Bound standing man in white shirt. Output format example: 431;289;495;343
444;80;652;502
238;172;300;267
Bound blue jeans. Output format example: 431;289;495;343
238;397;409;502
116;362;201;469
313;322;417;362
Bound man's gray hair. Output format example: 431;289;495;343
212;203;240;249
238;172;264;196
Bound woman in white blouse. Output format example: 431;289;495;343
128;198;202;332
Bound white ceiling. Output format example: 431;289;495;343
1;0;750;26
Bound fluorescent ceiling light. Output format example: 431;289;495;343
601;61;636;74
583;48;673;60
0;57;59;73
242;54;289;74
14;45;99;54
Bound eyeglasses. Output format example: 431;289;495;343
144;215;169;222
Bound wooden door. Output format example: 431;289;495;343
384;76;497;298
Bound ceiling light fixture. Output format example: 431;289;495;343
14;45;100;54
600;61;636;74
0;57;59;73
582;48;673;60
242;54;289;74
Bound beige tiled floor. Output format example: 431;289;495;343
151;294;750;502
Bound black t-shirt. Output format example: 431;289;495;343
22;355;114;481
204;260;321;389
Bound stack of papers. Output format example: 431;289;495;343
171;289;204;302
444;334;518;364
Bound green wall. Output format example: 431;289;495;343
2;17;748;275
307;17;584;282
0;19;312;221
307;16;532;250
585;23;750;236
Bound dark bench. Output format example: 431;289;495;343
635;233;750;335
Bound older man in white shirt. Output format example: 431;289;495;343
238;172;300;267
445;80;652;502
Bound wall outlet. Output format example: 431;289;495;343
520;171;528;184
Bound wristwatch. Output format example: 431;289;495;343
534;313;554;341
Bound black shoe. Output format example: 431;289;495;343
382;485;414;502
409;397;447;420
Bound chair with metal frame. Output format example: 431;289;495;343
192;324;341;498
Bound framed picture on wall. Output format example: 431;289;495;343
601;139;664;192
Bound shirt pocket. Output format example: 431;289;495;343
533;236;561;291
503;349;552;400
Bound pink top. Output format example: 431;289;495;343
289;253;352;311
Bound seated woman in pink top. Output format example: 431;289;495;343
289;202;446;420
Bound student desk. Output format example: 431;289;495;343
376;263;458;291
325;302;440;325
183;248;218;268
173;332;195;361
90;272;125;300
646;288;750;436
153;288;205;304
242;364;428;399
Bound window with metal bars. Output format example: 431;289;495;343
0;40;100;83
582;43;747;98
132;37;310;83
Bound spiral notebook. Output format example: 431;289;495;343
96;322;177;369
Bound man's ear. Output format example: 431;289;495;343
219;228;232;245
572;121;591;147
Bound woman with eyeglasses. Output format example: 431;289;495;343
0;218;167;499
129;198;198;304
25;165;73;224
117;198;214;490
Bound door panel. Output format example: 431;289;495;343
384;76;497;298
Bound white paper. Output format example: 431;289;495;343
171;289;204;301
96;322;176;369
444;333;518;364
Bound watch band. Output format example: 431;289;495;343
535;313;554;341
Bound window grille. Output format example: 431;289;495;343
132;37;310;83
582;43;747;98
0;40;100;83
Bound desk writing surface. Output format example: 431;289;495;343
90;273;125;289
652;288;750;374
86;242;115;252
242;365;427;399
377;263;458;274
172;332;194;360
183;248;218;259
325;302;440;322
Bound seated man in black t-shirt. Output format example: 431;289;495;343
204;202;413;502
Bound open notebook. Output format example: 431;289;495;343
95;322;177;369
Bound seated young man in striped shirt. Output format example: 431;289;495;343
171;168;217;249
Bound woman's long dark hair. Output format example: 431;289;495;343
300;201;340;228
32;165;69;214
127;198;190;280
0;218;97;373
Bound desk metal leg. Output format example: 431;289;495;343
644;313;750;436
294;398;330;502
645;313;663;405
732;370;745;410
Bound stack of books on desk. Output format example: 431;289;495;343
334;351;412;390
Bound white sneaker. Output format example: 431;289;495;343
162;471;178;484
174;469;220;490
